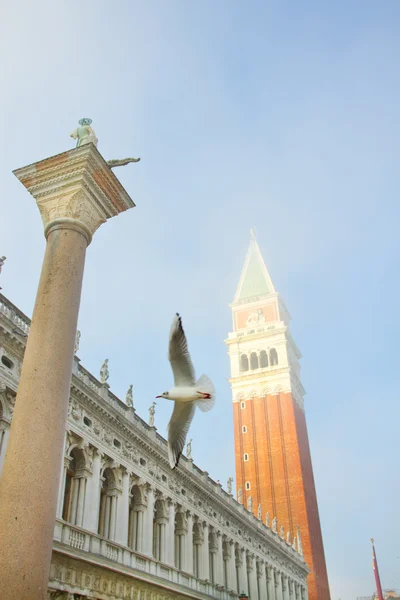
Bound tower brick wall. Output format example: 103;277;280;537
228;233;330;600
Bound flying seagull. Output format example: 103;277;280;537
156;313;215;469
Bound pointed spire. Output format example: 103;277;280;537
234;231;275;303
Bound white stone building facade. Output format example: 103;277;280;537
0;293;309;600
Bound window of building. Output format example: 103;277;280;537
259;349;268;368
241;401;246;409
269;348;278;366
240;354;249;372
250;352;259;370
245;482;251;490
244;453;249;462
1;355;14;369
242;425;247;433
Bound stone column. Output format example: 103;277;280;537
0;144;134;600
115;469;130;546
248;554;258;599
75;476;86;526
282;575;289;600
166;500;176;566
186;511;193;574
215;531;224;585
240;549;248;596
267;566;275;600
275;570;283;600
257;561;267;600
56;455;71;519
288;579;294;600
202;522;210;580
83;450;102;532
143;485;155;557
228;540;236;591
0;425;10;475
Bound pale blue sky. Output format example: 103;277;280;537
1;1;399;598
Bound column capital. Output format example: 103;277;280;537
13;144;135;245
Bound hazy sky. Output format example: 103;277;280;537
1;1;399;598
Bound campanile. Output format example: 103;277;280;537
226;232;330;600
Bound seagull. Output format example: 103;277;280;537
156;313;215;469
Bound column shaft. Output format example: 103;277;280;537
143;487;154;556
109;495;117;540
0;227;87;599
202;523;210;580
186;513;193;574
115;471;129;546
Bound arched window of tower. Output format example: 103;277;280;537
244;453;249;462
269;348;278;366
240;354;249;372
245;481;251;490
250;352;259;370
259;349;268;368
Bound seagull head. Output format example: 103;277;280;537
156;391;169;399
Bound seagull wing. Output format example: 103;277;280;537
167;401;196;469
168;313;196;386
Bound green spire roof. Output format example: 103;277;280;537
234;233;275;303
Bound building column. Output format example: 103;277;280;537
275;570;283;600
228;540;236;591
182;511;192;573
166;500;176;566
288;579;294;600
267;566;275;600
0;425;10;475
136;509;144;552
56;455;71;519
115;469;129;546
143;484;155;557
82;450;101;533
240;549;248;596
201;522;210;580
216;531;224;585
282;575;289;600
294;583;301;600
75;476;86;527
248;554;258;599
0;144;134;599
258;561;267;600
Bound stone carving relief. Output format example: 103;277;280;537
37;190;106;239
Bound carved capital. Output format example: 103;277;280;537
13;144;135;246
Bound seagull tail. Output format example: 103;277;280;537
195;374;215;412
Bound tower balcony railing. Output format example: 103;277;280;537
54;519;238;599
227;324;278;339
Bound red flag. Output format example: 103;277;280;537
371;538;384;600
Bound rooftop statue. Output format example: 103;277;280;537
126;384;134;408
70;118;98;148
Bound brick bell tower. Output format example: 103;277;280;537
226;231;330;600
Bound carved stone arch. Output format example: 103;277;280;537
248;389;257;399
236;392;245;402
261;387;270;398
154;496;169;520
235;542;242;566
130;483;147;509
208;528;218;551
193;520;204;543
175;509;188;534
